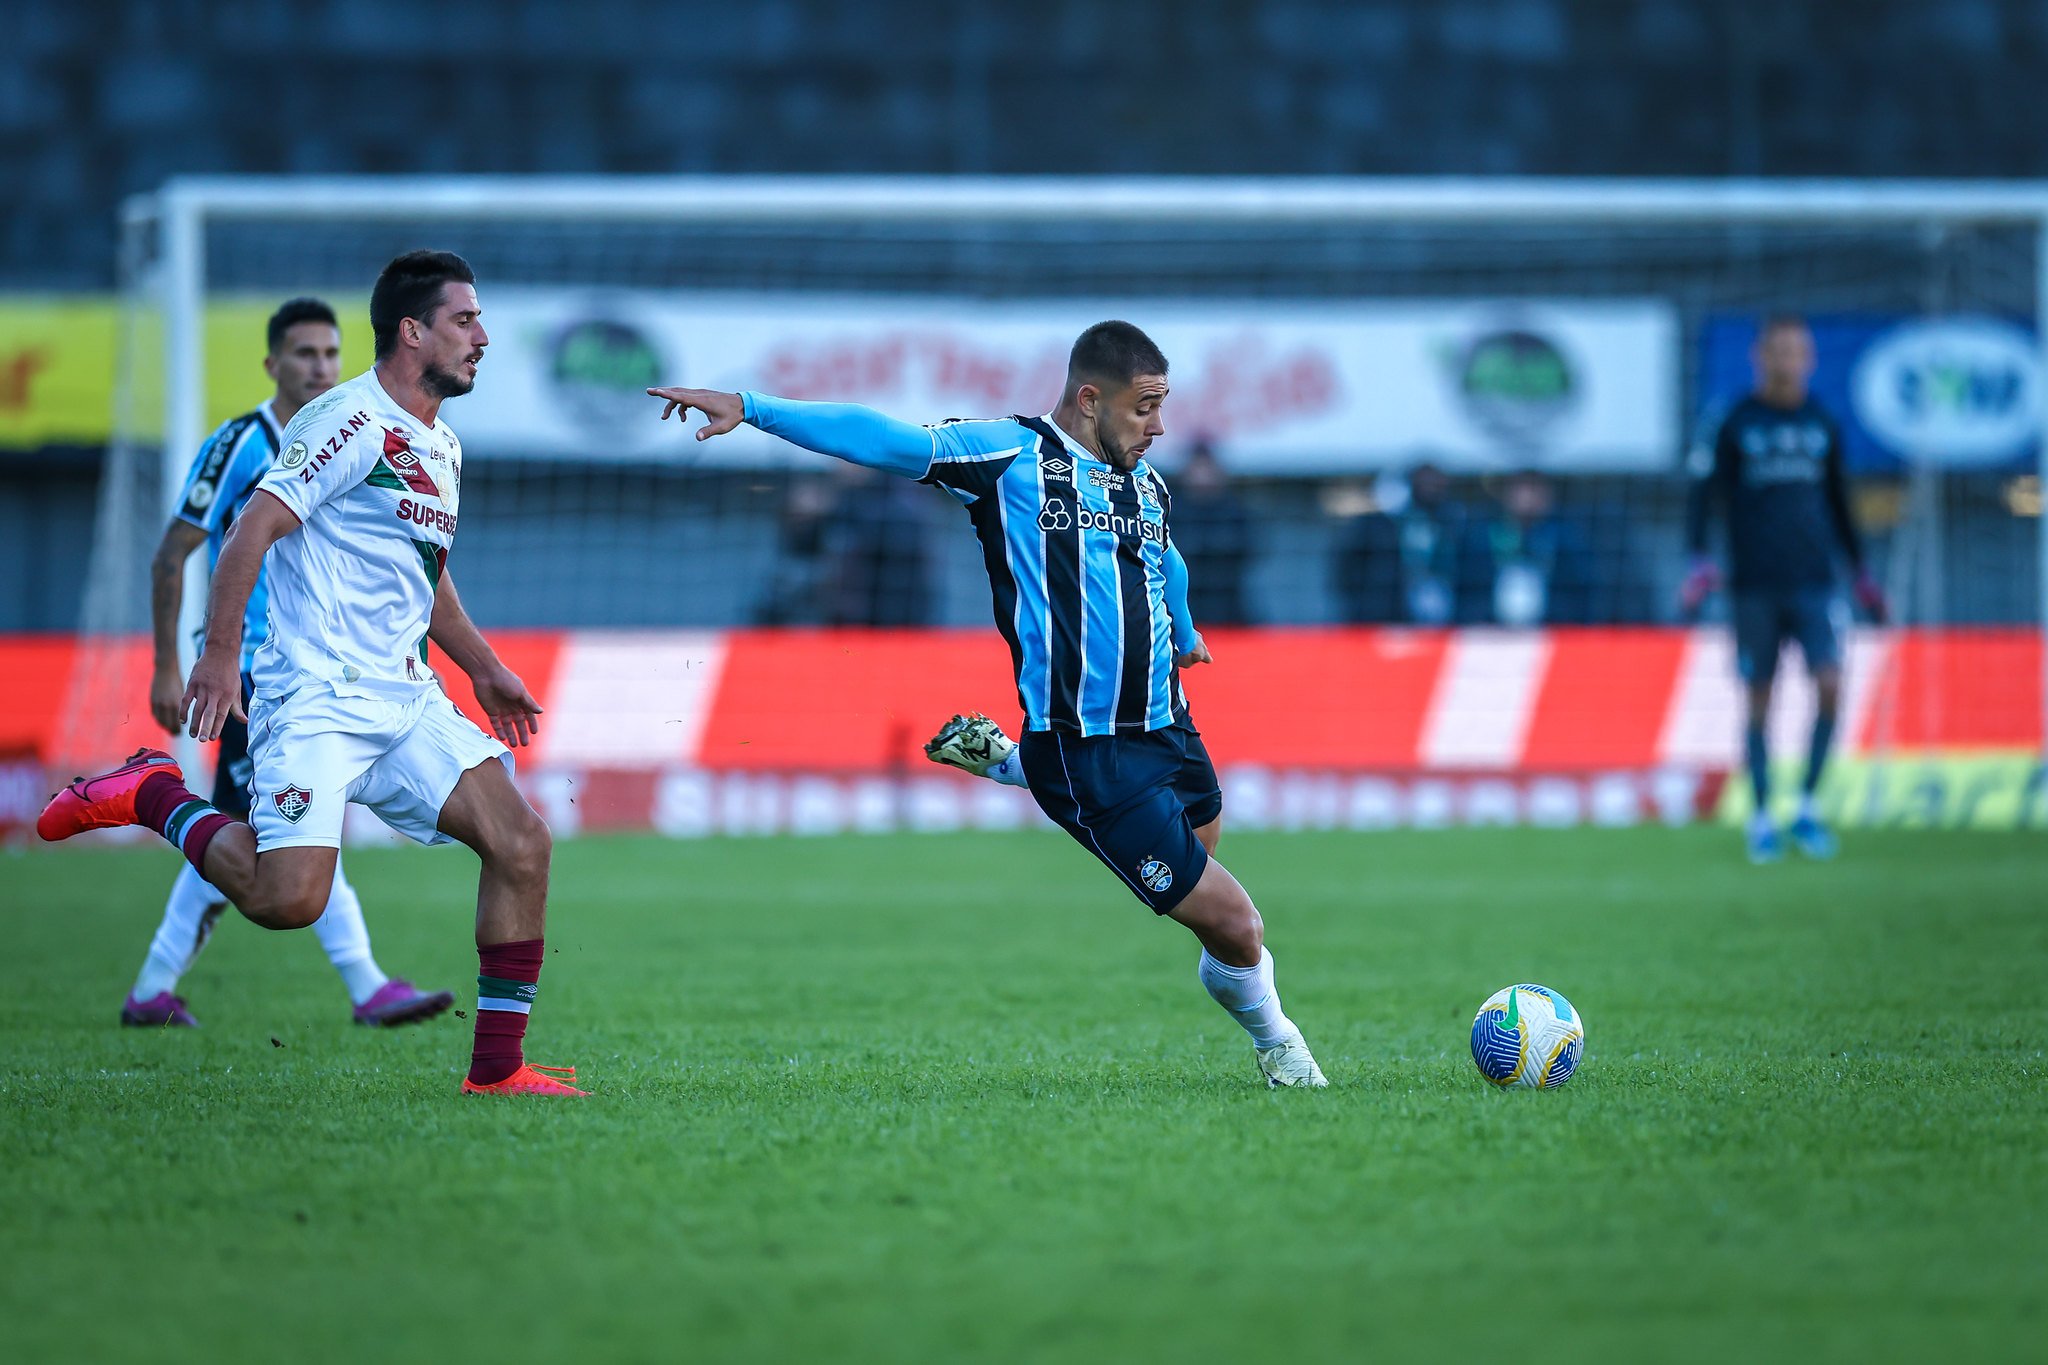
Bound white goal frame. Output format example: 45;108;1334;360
124;175;2048;753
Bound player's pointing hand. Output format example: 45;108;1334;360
647;387;745;440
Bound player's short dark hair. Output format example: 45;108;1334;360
1066;320;1169;392
1758;313;1809;340
266;297;338;354
371;250;477;359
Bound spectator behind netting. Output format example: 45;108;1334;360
754;474;836;625
1171;439;1256;625
1333;461;1467;624
822;467;938;626
1466;468;1599;626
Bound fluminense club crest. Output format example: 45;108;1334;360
272;785;312;824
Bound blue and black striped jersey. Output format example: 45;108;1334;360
174;401;283;671
742;394;1193;736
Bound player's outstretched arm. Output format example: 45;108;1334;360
647;386;936;479
182;490;297;740
148;519;209;731
428;570;542;748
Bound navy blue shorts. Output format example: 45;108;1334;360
1732;588;1842;684
1019;722;1221;915
209;673;257;819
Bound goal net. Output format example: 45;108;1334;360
79;178;2048;833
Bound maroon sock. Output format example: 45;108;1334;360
135;772;238;876
469;937;545;1086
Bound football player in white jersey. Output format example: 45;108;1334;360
124;297;453;1030
41;252;582;1096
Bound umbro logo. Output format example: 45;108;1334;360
1043;457;1073;479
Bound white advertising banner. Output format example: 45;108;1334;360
460;292;1677;473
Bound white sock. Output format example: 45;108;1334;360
132;862;229;999
311;858;389;1006
1797;792;1819;823
986;747;1028;788
1198;947;1298;1048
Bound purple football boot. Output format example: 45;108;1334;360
353;979;456;1027
121;992;199;1027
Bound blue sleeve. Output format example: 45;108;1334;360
173;419;252;531
923;418;1030;500
1683;408;1732;556
741;392;936;479
1822;423;1864;568
1164;543;1197;653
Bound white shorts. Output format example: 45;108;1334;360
247;683;511;852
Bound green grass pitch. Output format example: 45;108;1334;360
3;827;2043;1363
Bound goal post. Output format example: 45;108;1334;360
86;176;2048;825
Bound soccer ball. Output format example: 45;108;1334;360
1470;983;1584;1089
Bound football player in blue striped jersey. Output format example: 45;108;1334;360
650;322;1326;1087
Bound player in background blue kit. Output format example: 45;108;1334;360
1682;315;1889;864
648;322;1327;1087
125;298;452;1028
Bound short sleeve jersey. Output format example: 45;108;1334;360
174;401;283;672
251;368;463;698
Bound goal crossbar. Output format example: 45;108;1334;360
124;175;2048;757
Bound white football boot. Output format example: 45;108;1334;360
924;712;1016;778
1255;1034;1330;1089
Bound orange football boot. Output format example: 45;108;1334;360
461;1063;588;1096
37;748;184;842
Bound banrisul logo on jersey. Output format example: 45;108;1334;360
546;314;666;434
1851;318;2041;467
1447;326;1579;447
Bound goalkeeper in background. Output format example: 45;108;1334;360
1682;314;1888;864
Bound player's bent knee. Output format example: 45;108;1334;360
242;887;327;931
1227;906;1265;963
238;848;338;930
1176;865;1264;965
486;810;552;884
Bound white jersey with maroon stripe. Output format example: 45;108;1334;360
251;367;464;700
